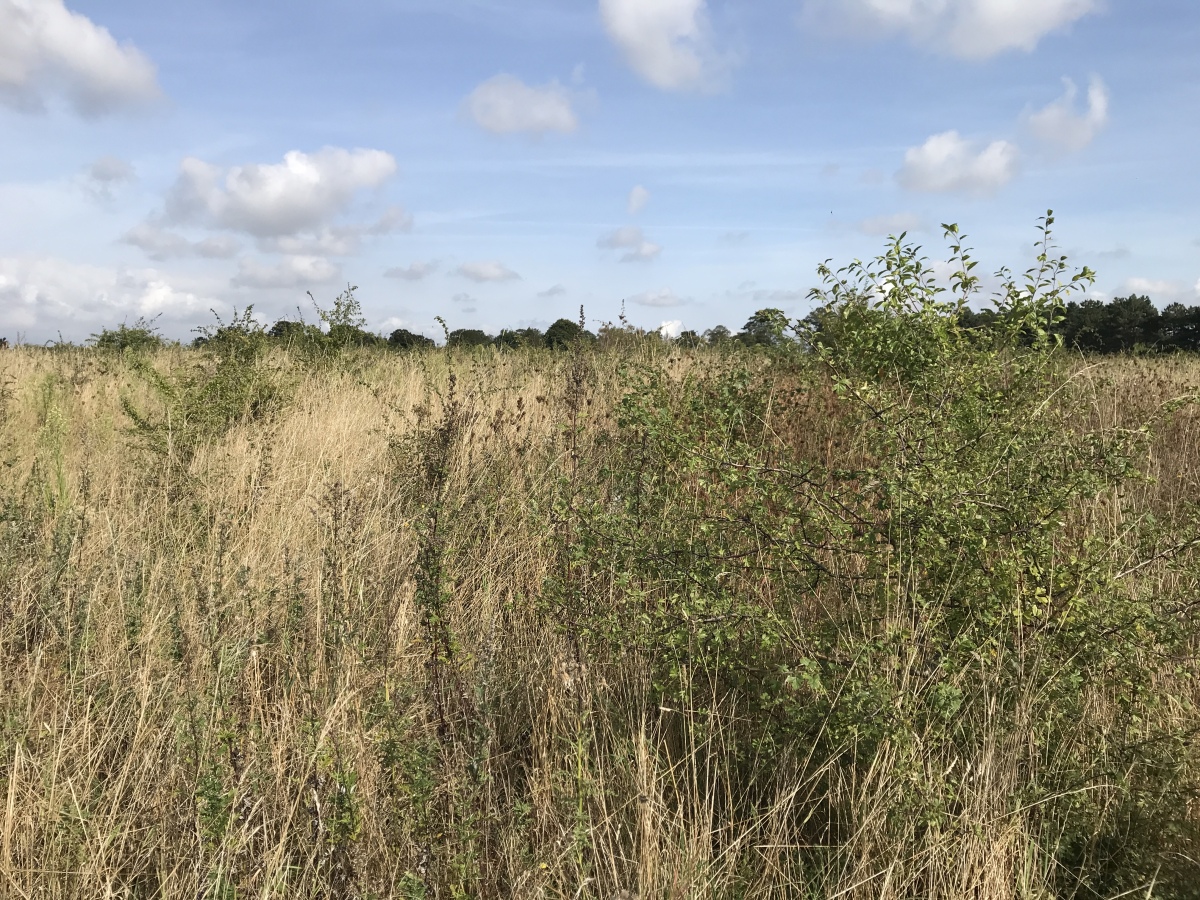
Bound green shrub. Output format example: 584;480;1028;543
90;317;165;353
552;215;1200;895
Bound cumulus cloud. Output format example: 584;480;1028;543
121;223;241;261
465;74;578;135
231;255;339;290
0;0;162;115
457;261;521;283
598;225;662;262
385;261;438;281
599;0;725;91
1027;75;1109;152
628;185;650;215
0;255;216;338
658;319;683;338
539;284;567;297
897;131;1019;195
629;287;684;308
162;148;398;238
858;212;925;236
802;0;1100;60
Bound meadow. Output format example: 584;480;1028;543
3;234;1200;899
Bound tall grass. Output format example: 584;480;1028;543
2;287;1200;894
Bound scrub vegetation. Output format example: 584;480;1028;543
3;216;1200;899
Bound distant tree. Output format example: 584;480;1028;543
545;318;594;349
703;325;732;344
737;308;791;347
388;328;435;350
269;320;323;345
1104;294;1159;352
676;330;704;348
447;328;493;349
1160;303;1200;352
1057;299;1109;352
494;327;545;349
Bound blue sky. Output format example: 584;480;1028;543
1;0;1197;342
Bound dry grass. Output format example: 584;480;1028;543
1;344;1198;899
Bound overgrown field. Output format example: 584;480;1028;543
5;239;1200;899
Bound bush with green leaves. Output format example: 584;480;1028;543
553;215;1200;895
90;317;166;353
123;307;287;472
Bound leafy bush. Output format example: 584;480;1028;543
123;307;287;472
552;215;1200;895
90;317;165;353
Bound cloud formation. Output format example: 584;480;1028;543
538;284;567;297
897;131;1019;195
122;223;240;261
384;261;438;281
598;225;662;262
628;185;650;215
457;261;521;282
0;0;161;116
1027;75;1109;152
599;0;723;91
802;0;1099;60
82;155;135;201
658;319;683;338
465;74;578;135
858;212;925;236
629;287;684;307
162;148;398;238
0;255;215;337
231;255;339;289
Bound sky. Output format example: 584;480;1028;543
1;0;1198;343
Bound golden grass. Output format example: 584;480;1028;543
0;345;1198;899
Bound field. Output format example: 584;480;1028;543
3;312;1200;898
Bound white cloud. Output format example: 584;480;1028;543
385;261;438;281
802;0;1100;60
451;292;476;304
0;0;162;115
163;148;398;238
457;261;521;282
630;287;684;308
858;212;925;236
598;225;662;262
1195;278;1200;298
231;255;339;290
0;255;216;337
465;74;578;135
1027;75;1109;153
599;0;725;91
539;284;567;297
897;131;1019;195
121;223;240;261
1124;277;1180;299
659;319;683;338
628;184;650;215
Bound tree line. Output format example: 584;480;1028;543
8;288;1196;356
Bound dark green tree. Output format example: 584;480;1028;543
446;328;492;349
388;328;435;350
